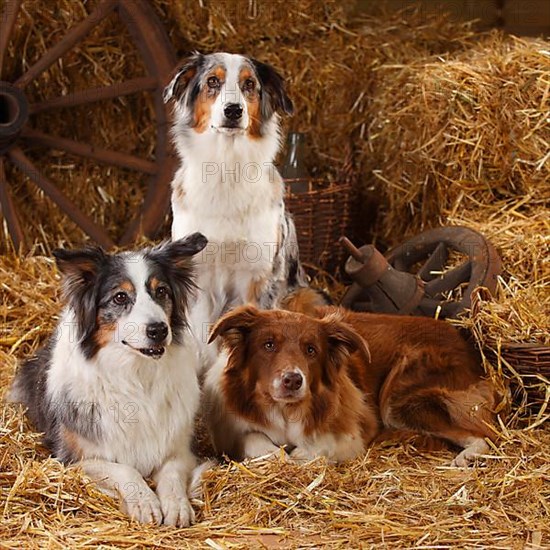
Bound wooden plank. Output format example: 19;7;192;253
503;0;550;36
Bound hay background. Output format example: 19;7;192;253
1;0;549;547
366;32;549;241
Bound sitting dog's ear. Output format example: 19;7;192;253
322;314;371;377
146;233;208;316
164;52;204;103
146;232;207;283
208;305;260;346
252;59;294;117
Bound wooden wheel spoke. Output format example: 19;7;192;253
14;0;117;89
418;242;448;282
0;157;25;248
120;157;174;245
1;0;175;249
0;0;22;77
425;261;472;297
8;146;115;248
22;128;157;174
29;76;158;114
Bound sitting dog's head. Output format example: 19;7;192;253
53;233;207;360
164;52;293;138
209;306;369;406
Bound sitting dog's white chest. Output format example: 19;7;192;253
171;149;287;327
171;163;282;248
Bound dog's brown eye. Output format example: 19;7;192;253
207;76;220;89
113;292;128;306
264;340;275;352
155;286;169;299
243;78;255;91
306;345;317;357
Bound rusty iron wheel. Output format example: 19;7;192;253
385;226;501;317
0;0;176;249
341;226;502;319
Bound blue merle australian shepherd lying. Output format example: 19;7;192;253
10;233;207;526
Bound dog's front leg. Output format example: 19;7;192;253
79;459;162;524
153;453;196;527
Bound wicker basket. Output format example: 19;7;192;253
501;343;550;411
285;178;353;272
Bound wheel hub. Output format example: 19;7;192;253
0;81;28;153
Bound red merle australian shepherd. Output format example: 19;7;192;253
206;305;498;467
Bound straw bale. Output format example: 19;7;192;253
366;32;550;239
444;201;550;308
442;199;549;418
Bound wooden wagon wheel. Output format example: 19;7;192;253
385;226;501;317
341;226;501;319
0;0;176;249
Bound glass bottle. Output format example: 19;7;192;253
281;132;310;194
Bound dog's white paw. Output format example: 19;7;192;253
123;491;163;525
451;453;471;468
159;494;195;527
451;438;489;467
288;446;317;462
451;451;479;468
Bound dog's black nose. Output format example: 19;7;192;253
224;103;243;121
146;322;169;343
282;372;303;392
